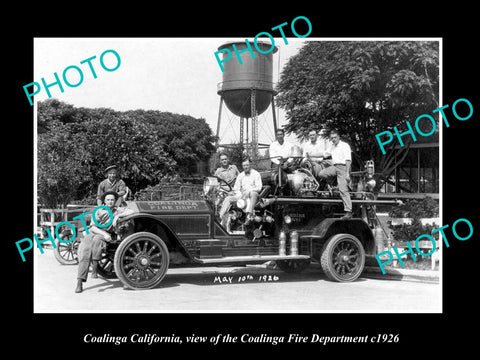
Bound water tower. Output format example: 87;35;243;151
216;41;278;157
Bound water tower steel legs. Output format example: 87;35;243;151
251;89;258;158
240;117;244;148
271;96;278;134
215;90;277;155
215;97;224;147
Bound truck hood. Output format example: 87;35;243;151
125;200;210;214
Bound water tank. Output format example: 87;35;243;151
217;41;277;118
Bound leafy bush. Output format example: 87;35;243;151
37;121;93;208
388;196;438;219
37;99;215;207
388;196;439;244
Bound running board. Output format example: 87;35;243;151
194;254;311;264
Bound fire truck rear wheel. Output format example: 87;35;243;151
320;233;365;282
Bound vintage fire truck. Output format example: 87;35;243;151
55;158;397;290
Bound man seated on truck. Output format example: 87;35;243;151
75;190;133;293
311;130;353;220
214;152;239;190
218;157;263;227
269;128;293;168
302;129;332;165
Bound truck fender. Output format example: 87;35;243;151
118;213;193;262
307;218;376;255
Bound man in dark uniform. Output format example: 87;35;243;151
75;191;132;293
96;165;126;207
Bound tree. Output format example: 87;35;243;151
126;110;216;176
37;99;78;134
75;113;176;194
37;100;216;206
276;41;439;189
37;120;92;207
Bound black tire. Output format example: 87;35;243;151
96;247;117;279
320;233;365;282
114;232;170;290
276;259;310;273
54;236;79;265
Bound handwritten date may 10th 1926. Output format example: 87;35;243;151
213;274;279;284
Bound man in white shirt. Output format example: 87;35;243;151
302;129;332;164
269;128;292;166
218;157;263;225
313;130;353;219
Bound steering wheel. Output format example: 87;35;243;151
213;176;233;193
281;156;304;171
300;158;314;171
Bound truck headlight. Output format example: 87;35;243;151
284;215;292;224
203;177;219;195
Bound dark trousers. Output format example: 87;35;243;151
76;233;105;281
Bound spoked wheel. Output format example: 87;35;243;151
114;232;169;290
96;247;117;279
54;235;79;265
276;259;310;273
320;234;365;282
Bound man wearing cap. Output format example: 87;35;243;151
96;165;126;207
75;191;132;293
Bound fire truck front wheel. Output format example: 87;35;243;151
114;232;170;290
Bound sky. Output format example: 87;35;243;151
33;37;306;147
